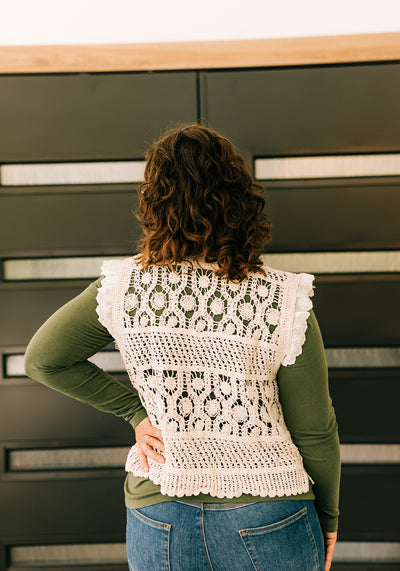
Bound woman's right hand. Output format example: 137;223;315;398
324;531;337;571
134;416;165;473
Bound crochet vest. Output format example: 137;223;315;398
97;256;315;499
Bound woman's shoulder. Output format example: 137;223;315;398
96;256;138;333
260;264;314;288
99;255;142;277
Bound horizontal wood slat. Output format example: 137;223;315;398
10;543;127;566
2;180;399;255
0;74;197;162
1;162;145;186
202;64;400;157
339;466;400;541
1;279;399;346
9;542;400;567
255;154;400;180
0;33;399;74
0;383;133;442
5;445;399;472
5;348;400;378
3;251;400;281
1;369;397;443
0;469;398;540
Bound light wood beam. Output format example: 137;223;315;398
0;32;399;74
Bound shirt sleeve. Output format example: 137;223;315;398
277;309;341;533
24;278;148;430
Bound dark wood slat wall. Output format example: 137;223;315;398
0;64;399;569
1;278;399;348
264;179;400;253
2;179;400;257
314;278;399;346
0;73;197;161
329;369;400;443
0;190;141;257
199;64;400;156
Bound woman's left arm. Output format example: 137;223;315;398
24;278;148;429
277;309;341;533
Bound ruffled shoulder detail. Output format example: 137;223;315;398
95;259;122;335
282;272;315;366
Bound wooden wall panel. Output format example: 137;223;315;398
263;179;400;253
332;564;400;571
0;72;197;162
0;382;132;443
0;368;398;448
0;476;126;541
339;467;400;541
201;64;400;157
1;278;399;347
0;471;398;545
0;190;139;257
2;180;400;258
0;283;88;346
329;370;400;443
313;278;400;347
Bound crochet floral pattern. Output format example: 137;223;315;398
97;257;315;498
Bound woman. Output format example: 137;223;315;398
25;124;340;571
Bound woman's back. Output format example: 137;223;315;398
97;256;315;499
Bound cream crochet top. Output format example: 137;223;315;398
96;256;315;499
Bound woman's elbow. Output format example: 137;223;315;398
24;345;40;379
24;341;50;380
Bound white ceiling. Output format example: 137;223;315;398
1;0;400;46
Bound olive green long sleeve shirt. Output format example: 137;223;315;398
24;278;340;532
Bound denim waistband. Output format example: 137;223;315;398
174;500;258;510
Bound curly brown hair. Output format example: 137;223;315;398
135;123;272;282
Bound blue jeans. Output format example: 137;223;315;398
126;499;325;570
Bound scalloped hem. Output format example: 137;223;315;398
126;461;311;499
125;440;312;499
